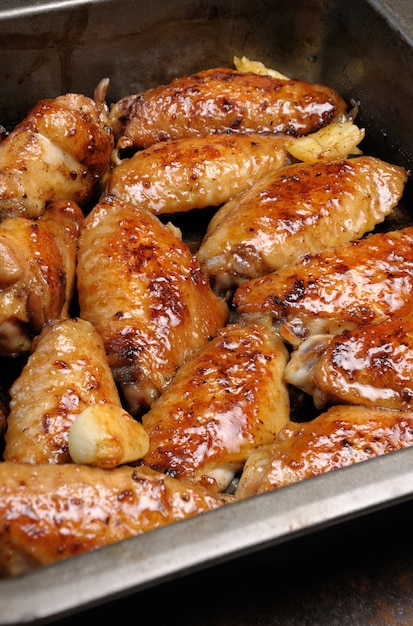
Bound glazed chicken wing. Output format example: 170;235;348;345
284;316;413;411
235;404;413;499
76;195;229;415
233;226;413;346
197;157;407;293
109;66;348;150
3;317;125;464
0;462;229;577
0;88;113;219
0;199;83;357
107;133;292;216
142;322;290;493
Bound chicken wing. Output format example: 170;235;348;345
235;404;413;499
0;88;114;219
141;322;290;493
284;316;413;411
76;195;229;415
107;133;292;216
3;317;124;464
0;462;229;577
0;199;83;357
233;226;413;346
109;66;348;150
197;156;407;293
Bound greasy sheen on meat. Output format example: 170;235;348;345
109;67;348;149
233;226;413;346
0;462;229;577
197;156;408;293
235;405;413;499
142;322;290;493
0;91;114;220
4;317;123;465
107;133;292;216
76;195;229;415
0;199;83;357
284;316;413;411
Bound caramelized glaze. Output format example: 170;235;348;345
77;195;229;415
107;133;292;215
0;93;113;219
110;67;348;149
285;316;413;411
234;226;413;345
198;157;407;293
236;405;413;498
0;463;228;577
142;322;290;492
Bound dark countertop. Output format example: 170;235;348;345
50;497;413;626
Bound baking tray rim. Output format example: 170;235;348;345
2;446;413;625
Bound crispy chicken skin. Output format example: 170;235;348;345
142;322;290;493
0;199;83;357
4;317;123;464
107;133;292;216
0;91;113;220
233;226;413;346
284;316;413;411
197;157;408;293
109;67;348;149
0;462;229;577
235;405;413;499
77;195;229;415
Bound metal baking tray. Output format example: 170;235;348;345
1;0;413;622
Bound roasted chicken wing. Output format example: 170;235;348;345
197;157;407;293
109;66;348;150
0;88;114;219
235;404;413;498
233;226;413;346
3;317;125;464
0;199;83;357
0;462;229;577
76;195;229;415
141;322;290;493
107;133;292;216
284;316;413;411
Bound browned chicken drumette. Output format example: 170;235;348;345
77;195;229;415
0;199;83;357
0;85;114;220
233;226;413;346
0;462;230;578
109;66;348;150
197;156;407;293
235;404;413;499
284;316;413;412
141;322;290;493
3;317;138;465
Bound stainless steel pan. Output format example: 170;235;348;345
1;1;413;622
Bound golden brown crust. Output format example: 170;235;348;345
107;133;292;215
285;316;413;411
0;93;114;219
236;405;413;498
0;200;83;357
233;226;413;345
111;67;348;149
0;462;228;577
4;317;122;464
142;322;290;492
197;157;408;293
77;195;229;415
